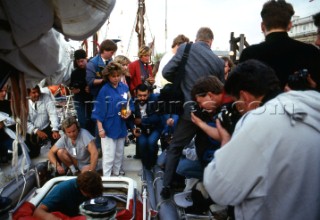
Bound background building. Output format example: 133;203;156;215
289;15;318;45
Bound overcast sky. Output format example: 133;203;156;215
104;0;320;58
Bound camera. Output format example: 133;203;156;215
189;103;211;121
215;104;241;134
287;69;309;90
189;104;198;113
135;127;141;134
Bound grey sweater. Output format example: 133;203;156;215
162;41;224;120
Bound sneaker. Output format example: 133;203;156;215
160;186;171;199
119;170;125;176
174;190;193;208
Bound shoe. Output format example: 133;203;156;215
124;139;130;146
119;170;125;176
160;186;171;199
111;172;119;176
133;155;141;159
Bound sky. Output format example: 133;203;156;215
102;0;320;59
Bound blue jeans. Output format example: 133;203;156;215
176;156;203;180
137;130;161;169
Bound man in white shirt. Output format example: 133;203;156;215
154;34;189;94
26;85;60;158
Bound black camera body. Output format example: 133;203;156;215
287;69;309;90
215;104;241;134
189;103;210;121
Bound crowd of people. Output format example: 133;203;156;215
1;0;320;219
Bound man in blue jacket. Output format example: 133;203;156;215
133;84;163;170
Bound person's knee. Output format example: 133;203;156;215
56;148;70;160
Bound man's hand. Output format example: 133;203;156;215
71;88;80;94
191;112;204;127
0;121;4;130
56;164;66;175
146;76;155;85
216;119;231;146
166;117;175;126
133;128;141;137
52;131;60;139
36;130;48;140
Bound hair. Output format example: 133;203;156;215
171;34;190;48
113;55;131;65
101;61;123;82
224;59;280;99
73;49;87;68
313;12;320;28
27;85;40;95
74;49;87;60
191;76;224;100
113;55;131;77
260;0;294;31
196;27;214;42
77;171;103;198
99;39;118;54
221;56;234;69
135;83;149;93
61;116;80;132
138;45;152;58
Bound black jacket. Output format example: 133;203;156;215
239;32;320;90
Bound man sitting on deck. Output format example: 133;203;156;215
48;116;99;176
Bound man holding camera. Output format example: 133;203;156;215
133;84;163;170
239;0;320;90
190;76;239;165
204;59;320;220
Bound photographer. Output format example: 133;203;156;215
133;84;163;170
173;76;238;217
204;59;320;220
190;76;239;164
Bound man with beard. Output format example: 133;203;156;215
132;84;163;170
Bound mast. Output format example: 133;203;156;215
136;0;146;48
